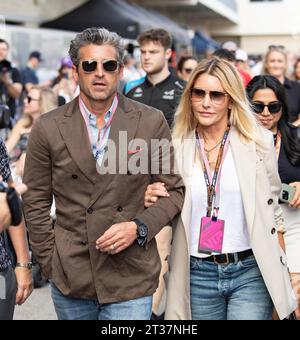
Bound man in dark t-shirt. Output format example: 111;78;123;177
125;29;185;128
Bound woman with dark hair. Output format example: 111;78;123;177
177;56;198;82
247;75;300;319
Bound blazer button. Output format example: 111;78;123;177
72;174;78;180
87;208;93;214
117;206;123;212
271;228;276;235
268;199;274;205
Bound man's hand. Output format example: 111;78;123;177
96;222;138;255
15;268;33;305
0;192;11;231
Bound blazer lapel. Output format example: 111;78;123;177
56;97;98;184
175;131;196;249
230;128;256;235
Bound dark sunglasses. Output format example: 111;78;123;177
184;68;193;74
26;95;40;104
252;101;282;114
81;60;120;73
190;88;228;104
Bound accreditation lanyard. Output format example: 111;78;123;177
196;127;230;218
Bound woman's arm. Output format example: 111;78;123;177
5;120;24;154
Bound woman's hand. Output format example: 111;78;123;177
144;182;170;208
290;273;300;320
289;182;300;209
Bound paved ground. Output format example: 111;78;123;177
14;284;57;320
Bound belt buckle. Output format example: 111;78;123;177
213;254;230;265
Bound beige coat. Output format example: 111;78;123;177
165;127;296;320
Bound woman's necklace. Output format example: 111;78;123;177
204;140;222;163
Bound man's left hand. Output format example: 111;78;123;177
96;222;137;255
14;267;33;305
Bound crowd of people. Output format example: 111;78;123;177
0;26;300;320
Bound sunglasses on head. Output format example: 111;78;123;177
26;95;40;104
268;45;285;51
190;88;229;105
81;59;120;73
252;101;282;114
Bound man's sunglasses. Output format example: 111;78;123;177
81;60;120;73
26;95;40;104
252;101;282;114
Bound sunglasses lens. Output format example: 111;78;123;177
268;102;282;113
191;88;205;101
103;60;119;72
252;103;264;114
82;60;97;72
210;91;226;104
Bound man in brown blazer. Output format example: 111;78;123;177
22;27;184;320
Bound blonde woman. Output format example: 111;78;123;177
6;87;58;179
263;46;300;124
145;57;296;320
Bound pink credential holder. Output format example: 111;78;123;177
198;216;225;255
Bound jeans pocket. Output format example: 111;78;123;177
239;256;257;268
190;256;203;270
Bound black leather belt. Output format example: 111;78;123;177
202;249;254;265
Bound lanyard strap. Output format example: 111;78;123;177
196;127;230;218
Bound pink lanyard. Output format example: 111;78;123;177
196;127;231;218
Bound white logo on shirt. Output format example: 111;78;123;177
163;89;175;100
133;87;143;98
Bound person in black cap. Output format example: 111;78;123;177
22;51;43;93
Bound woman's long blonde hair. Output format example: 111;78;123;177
173;57;262;145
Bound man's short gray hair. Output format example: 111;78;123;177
69;27;125;66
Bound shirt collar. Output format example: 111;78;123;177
145;73;172;89
80;95;118;128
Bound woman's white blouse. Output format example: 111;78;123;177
190;147;251;258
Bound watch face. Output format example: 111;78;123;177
138;225;148;238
